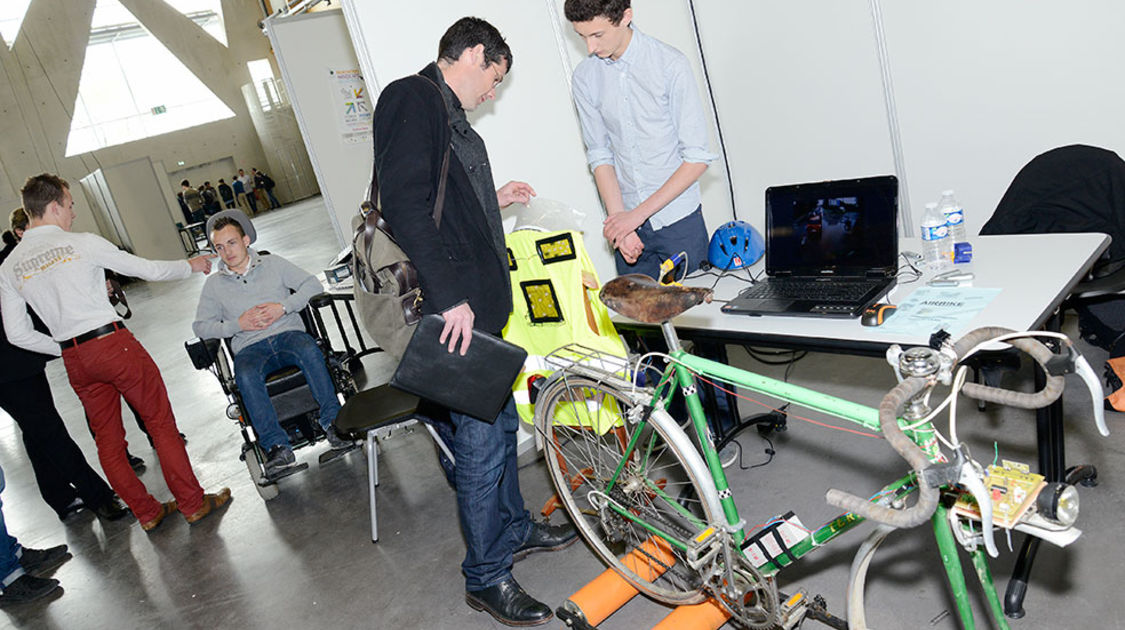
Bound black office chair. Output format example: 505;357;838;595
970;145;1125;400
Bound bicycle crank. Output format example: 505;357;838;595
711;549;781;629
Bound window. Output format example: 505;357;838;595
163;0;227;46
0;0;32;48
65;0;235;156
247;58;285;112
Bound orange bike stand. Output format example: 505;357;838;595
557;537;675;628
652;598;730;630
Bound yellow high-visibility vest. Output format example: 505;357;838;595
502;229;628;433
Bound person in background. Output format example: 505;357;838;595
217;179;235;209
250;168;279;210
180;180;205;224
1;174;232;532
0;463;72;605
231;175;255;215
9;208;27;240
252;168;281;210
237;169;259;215
200;182;221;216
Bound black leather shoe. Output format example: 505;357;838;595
465;578;553;627
513;520;579;562
93;497;131;521
0;574;59;605
19;545;71;577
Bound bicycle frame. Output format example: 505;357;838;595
600;321;1008;630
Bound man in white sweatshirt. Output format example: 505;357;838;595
0;173;231;532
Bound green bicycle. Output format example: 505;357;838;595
532;274;1108;629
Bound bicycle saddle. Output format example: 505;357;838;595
600;274;713;323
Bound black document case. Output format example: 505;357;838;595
390;314;527;422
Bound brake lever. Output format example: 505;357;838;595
957;454;999;558
1073;354;1110;437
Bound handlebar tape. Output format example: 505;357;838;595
826;376;939;529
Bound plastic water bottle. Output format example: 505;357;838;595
920;202;951;269
939;189;966;244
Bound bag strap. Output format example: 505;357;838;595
365;72;452;238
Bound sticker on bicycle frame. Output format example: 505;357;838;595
507;247;517;270
535;233;577;264
520;280;564;323
740;511;809;569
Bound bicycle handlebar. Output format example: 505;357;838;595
826;376;939;528
826;327;1066;530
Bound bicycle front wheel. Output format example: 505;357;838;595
536;374;720;605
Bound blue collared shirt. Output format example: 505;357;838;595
572;26;717;230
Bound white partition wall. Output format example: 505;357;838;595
325;0;1123;270
880;1;1125;235
264;9;374;246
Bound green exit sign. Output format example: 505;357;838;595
151;105;167;115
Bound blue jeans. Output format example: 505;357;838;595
451;397;530;591
614;207;709;279
0;465;26;589
234;331;341;451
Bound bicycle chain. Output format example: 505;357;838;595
603;485;705;593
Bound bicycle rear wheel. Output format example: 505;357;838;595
536;374;720;605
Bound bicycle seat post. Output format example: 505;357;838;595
660;321;682;353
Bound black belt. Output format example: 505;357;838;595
59;322;125;350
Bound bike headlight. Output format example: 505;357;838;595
1037;482;1079;526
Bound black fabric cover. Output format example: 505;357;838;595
981;144;1125;276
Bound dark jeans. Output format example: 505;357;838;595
0;465;25;588
0;373;115;517
233;331;341;451
451;397;530;591
613;207;709;279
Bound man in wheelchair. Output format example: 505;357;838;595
192;211;352;474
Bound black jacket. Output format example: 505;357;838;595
982;144;1125;275
372;63;512;334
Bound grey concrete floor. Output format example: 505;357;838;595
0;197;1121;629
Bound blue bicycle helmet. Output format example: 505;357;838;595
708;220;764;270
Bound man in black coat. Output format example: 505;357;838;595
373;17;574;627
0;239;127;522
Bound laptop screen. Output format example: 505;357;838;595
764;175;899;277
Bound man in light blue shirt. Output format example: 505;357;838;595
566;0;717;278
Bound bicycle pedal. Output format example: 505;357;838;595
686;526;722;570
778;589;810;629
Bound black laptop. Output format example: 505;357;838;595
721;175;899;318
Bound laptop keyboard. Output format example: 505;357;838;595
742;279;877;302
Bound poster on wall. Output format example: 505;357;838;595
330;68;372;145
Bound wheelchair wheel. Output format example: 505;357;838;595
535;374;718;606
242;444;280;501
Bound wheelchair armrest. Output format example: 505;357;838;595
309;292;333;309
185;338;221;370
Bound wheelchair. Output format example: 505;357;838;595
185;292;368;500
